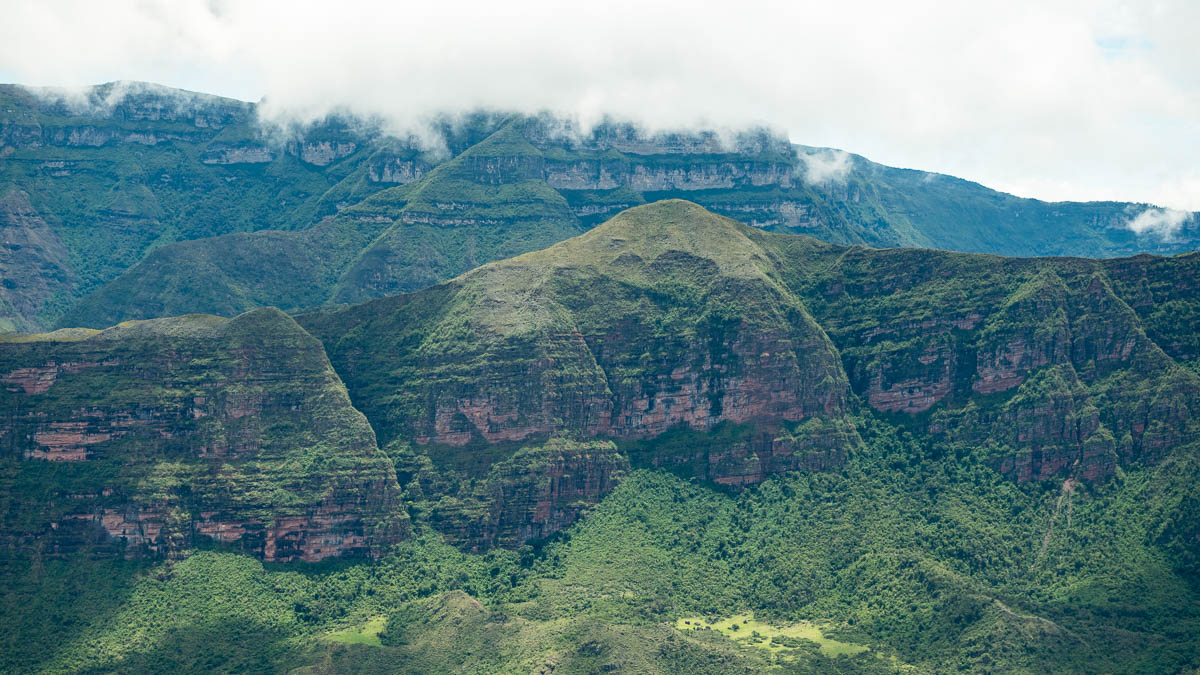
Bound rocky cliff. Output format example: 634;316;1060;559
770;237;1200;484
287;199;1199;551
300;200;852;450
3;199;1197;559
0;307;408;561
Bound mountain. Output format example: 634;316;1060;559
297;200;854;548
293;200;1199;550
1;206;1198;669
2;82;1196;333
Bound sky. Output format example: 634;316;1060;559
1;0;1197;211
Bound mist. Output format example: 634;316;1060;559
1127;207;1194;240
2;0;1197;210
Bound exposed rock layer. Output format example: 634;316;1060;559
0;308;408;561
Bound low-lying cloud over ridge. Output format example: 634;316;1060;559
2;0;1197;210
799;149;854;185
1127;207;1194;240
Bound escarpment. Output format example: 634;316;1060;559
779;239;1200;484
302;201;850;448
6;199;1197;557
25;85;1195;333
0;308;408;562
292;200;1199;550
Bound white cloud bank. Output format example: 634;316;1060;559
0;0;1197;210
800;149;853;184
1127;207;1193;239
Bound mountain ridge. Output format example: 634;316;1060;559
2;198;1198;672
3;80;1197;332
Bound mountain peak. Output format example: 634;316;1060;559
593;198;735;233
493;199;775;282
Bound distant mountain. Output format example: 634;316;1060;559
1;81;1195;331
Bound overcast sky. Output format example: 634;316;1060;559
2;0;1197;211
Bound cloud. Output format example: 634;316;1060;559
0;0;1197;210
800;149;853;184
1126;207;1193;239
20;80;235;118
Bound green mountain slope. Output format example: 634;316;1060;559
0;83;508;330
0;83;393;328
1;200;1197;673
56;121;585;328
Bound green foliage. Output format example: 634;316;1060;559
7;411;1196;672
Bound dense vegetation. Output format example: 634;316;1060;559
2;408;1196;672
3;200;1195;672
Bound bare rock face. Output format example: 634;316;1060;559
368;157;431;184
295;140;357;166
544;159;794;192
201;145;275;164
0;308;408;561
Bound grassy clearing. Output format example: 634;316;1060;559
324;615;387;647
676;613;869;659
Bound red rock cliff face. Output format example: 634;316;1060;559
0;308;408;562
793;248;1199;484
299;202;860;549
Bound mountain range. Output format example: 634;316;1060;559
0;189;1197;671
2;81;1196;335
1;81;1199;673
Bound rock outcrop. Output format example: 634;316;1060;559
6;198;1198;559
0;308;408;561
302;200;851;452
300;200;858;548
781;241;1200;484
